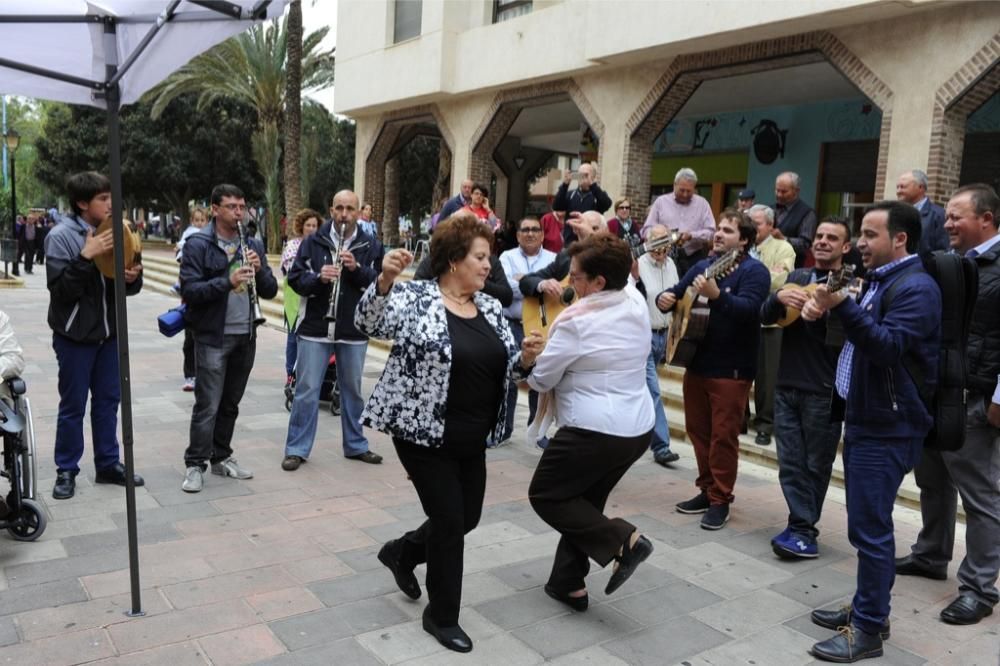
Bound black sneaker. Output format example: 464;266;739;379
700;503;730;530
654;450;680;466
676;491;710;514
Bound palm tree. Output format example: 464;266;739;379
145;14;334;252
284;0;304;217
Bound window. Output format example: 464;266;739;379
393;0;422;43
494;0;532;23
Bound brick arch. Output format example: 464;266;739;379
468;79;606;222
925;33;1000;203
623;31;894;220
362;104;455;242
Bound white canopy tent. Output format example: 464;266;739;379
0;0;290;616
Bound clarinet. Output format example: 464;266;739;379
324;222;346;322
237;221;267;326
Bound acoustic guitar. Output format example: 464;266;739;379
775;265;856;327
522;278;576;339
665;248;742;367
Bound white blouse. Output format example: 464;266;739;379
527;285;655;437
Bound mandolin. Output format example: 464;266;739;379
666;248;742;367
775;265;856;327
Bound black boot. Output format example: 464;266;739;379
377;539;421;599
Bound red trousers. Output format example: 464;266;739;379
683;373;752;505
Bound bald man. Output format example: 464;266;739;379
282;189;386;471
554;164;613;245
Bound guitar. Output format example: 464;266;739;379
775;265;856;327
521;278;577;339
627;231;678;260
666;249;742;367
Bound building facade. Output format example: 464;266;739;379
335;0;1000;239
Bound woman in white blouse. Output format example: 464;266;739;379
527;233;655;611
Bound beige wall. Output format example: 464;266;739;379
832;2;1000;198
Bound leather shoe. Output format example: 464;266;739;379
810;625;883;662
377;539;421;599
605;533;653;595
544;584;588;611
755;431;772;446
422;610;472;653
281;455;305;471
95;462;145;487
940;594;994;625
811;606;890;639
894;554;947;580
347;451;383;464
52;470;77;500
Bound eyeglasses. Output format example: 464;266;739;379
568;271;590;283
518;227;542;234
617;206;630;210
219;203;247;211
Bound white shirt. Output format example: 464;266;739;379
499;246;557;320
637;253;678;330
527;286;654;437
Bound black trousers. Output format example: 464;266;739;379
182;326;196;378
528;426;652;594
393;438;487;626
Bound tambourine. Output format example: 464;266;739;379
92;216;142;279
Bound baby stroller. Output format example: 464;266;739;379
0;377;46;541
284;353;341;416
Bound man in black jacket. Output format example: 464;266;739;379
45;171;144;500
282;189;385;470
553;163;612;245
897;183;1000;626
773;172;818;267
179;184;278;492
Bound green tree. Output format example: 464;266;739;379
304;107;355;212
145;16;335;252
397;135;441;228
5;97;61;209
284;0;304;216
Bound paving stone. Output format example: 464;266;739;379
603;614;732;665
549;645;632;665
402;631;544;666
489;556;551;591
685;623;817;665
0;627;115;666
246;587;325;622
691;588;813;639
4;548;129;588
512;603;643;659
333;544;383;573
282;554;354;584
88;641;209;666
15;590;172;642
197;624;287;665
268;597;409;651
0;616;18;647
160;564;299;609
769;565;858;607
60;522;182;557
147;480;254;507
109;502;221;529
460;571;519;607
106;598;259;654
610;579;723;625
0;578;88;616
691;554;797;600
255;637;383;665
307;568;401;607
0;537;67;567
474;588;570;630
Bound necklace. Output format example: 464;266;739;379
441;290;473;306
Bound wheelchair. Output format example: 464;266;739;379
283;353;341;416
0;377;46;541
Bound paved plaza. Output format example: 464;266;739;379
0;269;997;665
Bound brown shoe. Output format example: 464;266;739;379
347;451;383;465
281;455;305;471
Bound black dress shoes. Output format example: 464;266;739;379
894;554;947;580
605;533;653;595
52;470;77;500
422;610;472;653
377;539;421;599
811;605;890;639
940;594;994;625
95;462;145;487
544;584;588;612
347;451;383;464
810;625;883;663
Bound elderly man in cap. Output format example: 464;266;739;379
737;189;756;212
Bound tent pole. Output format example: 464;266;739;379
104;17;144;618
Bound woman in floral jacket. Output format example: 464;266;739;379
356;212;543;654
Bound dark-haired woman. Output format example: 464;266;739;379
356;211;544;654
527;233;656;611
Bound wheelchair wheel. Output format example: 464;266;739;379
329;384;341;416
19;397;36;501
7;498;46;541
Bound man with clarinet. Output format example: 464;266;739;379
281;190;385;470
179;184;278;493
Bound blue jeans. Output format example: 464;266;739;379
844;434;922;635
52;334;122;473
285;338;370;459
774;389;843;540
185;334;255;469
646;330;671;454
284;331;298;377
503;319;538;440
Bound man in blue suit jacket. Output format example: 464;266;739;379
897;169;948;253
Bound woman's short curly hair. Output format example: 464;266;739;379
567;232;632;291
429;211;494;278
292;208;323;238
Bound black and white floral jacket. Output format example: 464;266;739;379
355;278;529;447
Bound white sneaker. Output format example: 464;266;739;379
182;377;195;392
181;466;203;493
211;457;253;479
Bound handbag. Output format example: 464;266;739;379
157;303;187;337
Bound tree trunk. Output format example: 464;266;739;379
432;141;451;212
252;122;283;254
283;0;303;217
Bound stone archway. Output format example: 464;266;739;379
623;32;894;220
926;33;1000;203
468;79;605;222
362;104;455;243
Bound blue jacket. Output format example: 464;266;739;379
660;254;771;379
830;258;941;441
289;221;383;341
180;221;278;347
917;199;949;254
438;193;469;222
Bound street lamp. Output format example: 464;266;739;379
2;128;17;279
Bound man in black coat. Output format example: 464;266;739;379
553;163;612;245
772;171;818;267
896;169;949;254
